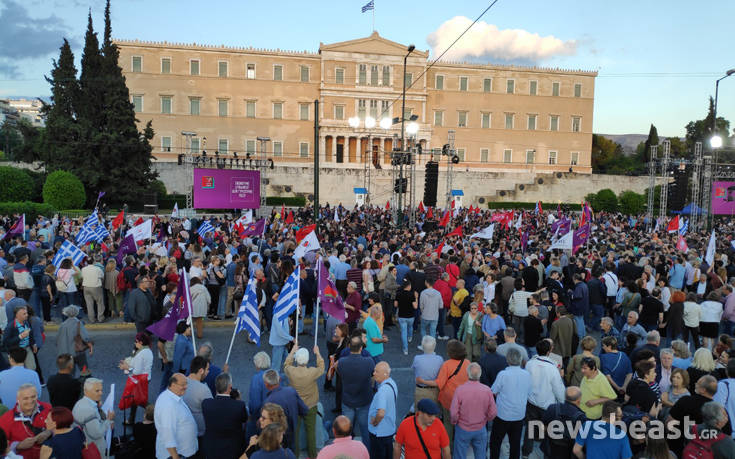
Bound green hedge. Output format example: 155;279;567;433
486;201;582;211
266;196;306;206
0;167;33;202
158;194;187;210
43;170;86;210
0;202;56;221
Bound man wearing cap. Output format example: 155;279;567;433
283;344;325;459
394;398;450;459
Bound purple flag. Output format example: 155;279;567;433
147;269;191;341
572;223;591;254
3;214;24;240
240;219;266;238
551;217;571;236
318;259;345;322
521;230;529;253
116;234;137;266
97;191;105;200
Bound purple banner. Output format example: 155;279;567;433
712;181;735;215
193;168;261;209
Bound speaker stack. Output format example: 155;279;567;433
424;161;439;208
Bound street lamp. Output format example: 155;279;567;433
365;116;376;129
398;44;415;227
406;121;419;135
379;117;392;130
711;68;735;149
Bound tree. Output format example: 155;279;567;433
0;167;33;202
685;97;731;153
0;121;23;160
618;190;646;215
642;124;659;162
43;170;86;209
591;135;645;175
43;39;80;171
592;189;618;212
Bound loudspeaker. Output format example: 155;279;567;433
423;220;437;232
424;161;439;208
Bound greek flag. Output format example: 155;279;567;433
273;267;300;324
679;218;688;236
197;220;215;238
361;0;374;12
75;209;99;244
51;240;86;269
236;275;260;345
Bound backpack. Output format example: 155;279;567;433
681;425;726;459
172;247;183;260
117;267;134;291
459;293;472;314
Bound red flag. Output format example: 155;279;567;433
676;235;688;252
285;211;294;224
451;199;455;209
434;241;445;256
111;210;124;229
418;201;425;213
295;224;316;243
469;204;474;213
281;204;285;219
438;211;451;227
386;201;390;210
134;217;143;226
446;226;463;238
667;216;680;233
427;207;434;219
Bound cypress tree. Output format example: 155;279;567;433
643;124;659;162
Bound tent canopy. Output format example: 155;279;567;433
673;203;707;215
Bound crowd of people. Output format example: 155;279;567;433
0;204;735;459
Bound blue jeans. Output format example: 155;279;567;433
343;405;370;450
454;425;487;459
216;286;227;317
437;307;447;337
722;321;735;337
589;304;604;332
398;317;414;352
421;319;437;339
573;315;585;340
271;345;287;371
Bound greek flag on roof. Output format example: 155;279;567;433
52;240;86;269
236;275;260;345
361;0;373;12
197;220;215;238
273;266;300;324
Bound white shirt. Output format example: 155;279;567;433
189;265;203;280
683;301;702;327
602;272;619;297
154;389;198;459
508;291;533;317
130;347;153;380
700;300;724;323
483;281;496;304
81;264;103;288
525;355;565;409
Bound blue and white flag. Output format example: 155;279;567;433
679;218;688;236
361;0;374;12
273;267;300;324
236;275;260;345
75;209;99;244
52;240;86;269
197;220;214;238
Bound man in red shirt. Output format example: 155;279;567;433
433;273;453;340
0;384;52;459
393;398;450;459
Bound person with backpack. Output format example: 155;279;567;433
682;401;735;459
449;279;469;340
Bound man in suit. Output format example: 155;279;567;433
202;372;248;458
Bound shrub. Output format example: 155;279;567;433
0;166;33;202
487;201;582;211
42;170;86;210
0;201;56;221
586;189;618;213
618;190;646;215
266;196;307;206
150;180;168;200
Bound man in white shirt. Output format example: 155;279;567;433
81;255;105;323
155;373;198;459
602;262;619;315
189;257;204;281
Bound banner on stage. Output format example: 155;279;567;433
193;168;261;209
711;182;735;215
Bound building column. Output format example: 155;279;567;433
319;135;326;162
332;135;338;163
345;136;351;163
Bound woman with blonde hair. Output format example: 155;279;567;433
457;301;483;362
686;348;716;393
671;339;692;369
566;336;600;386
241;403;290;459
104;259;122;319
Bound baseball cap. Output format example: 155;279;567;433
416;398;440;416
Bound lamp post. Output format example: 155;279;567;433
710;69;735;150
398;44;415;227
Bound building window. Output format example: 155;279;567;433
572;116;581;132
434;111;443;127
527;114;537;130
483;78;492;92
370;65;378;86
218;61;228;78
190;60;200;76
246;140;256;155
404;72;412;88
368;100;377;119
300;66;309;82
218;138;228;153
246;100;256;118
381;100;390;118
359;64;367;85
273;141;282;157
435;75;444;90
299;142;309;158
481;113;491;129
161;136;172;152
273;102;283;120
335;67;344;84
132;56;142;72
503;149;512;163
334;105;344;120
246;63;255;79
300;103;309;121
574;83;582;98
526;150;535;164
458;111;468;128
459;76;468;91
273;65;283;81
549;151;557;165
571;152;579;165
481;148;489;163
529;80;537;95
189;98;200;116
506;79;514;94
132;95;143;113
160;96;172;114
190;138;200;154
505;113;514;129
457;148;465;162
550;115;559;131
552;81;560;97
358;100;366;119
382;66;390;86
161;58;171;74
218;99;228;117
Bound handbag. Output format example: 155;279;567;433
412;415;433;459
118;374;149;410
74;321;87;353
82;441;102;459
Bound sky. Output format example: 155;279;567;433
1;0;734;138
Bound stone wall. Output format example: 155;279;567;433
153;162;655;207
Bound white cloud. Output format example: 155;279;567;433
426;16;577;63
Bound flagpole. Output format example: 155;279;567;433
372;0;375;32
225;317;239;366
182;269;196;354
314;259;321;348
295;267;301;347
